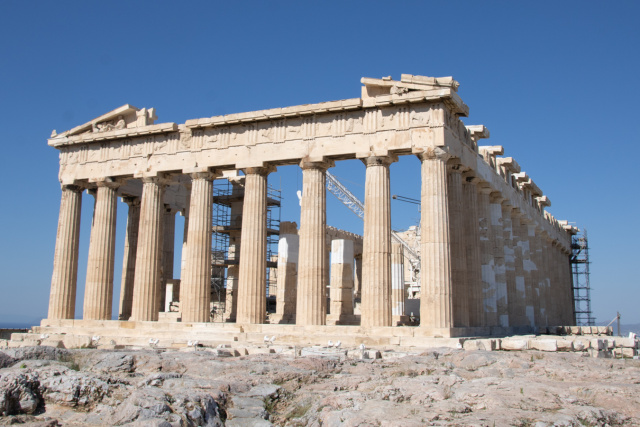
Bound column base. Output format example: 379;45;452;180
268;313;296;324
326;314;360;326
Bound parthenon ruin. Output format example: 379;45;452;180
44;74;578;344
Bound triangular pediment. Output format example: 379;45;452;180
52;104;158;138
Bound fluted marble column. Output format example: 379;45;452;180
391;242;405;317
419;149;453;329
463;175;483;327
550;241;562;325
131;177;165;322
353;254;362;301
330;239;355;321
275;221;298;323
490;192;509;327
542;234;555;325
83;181;119;320
181;172;215;323
224;178;244;322
538;232;551;326
528;226;542;327
520;221;537;326
118;197;140;320
297;160;332;325
48;185;83;320
179;186;191;293
237;166;273;324
511;210;527;327
562;248;576;325
361;155;396;328
160;205;176;312
556;244;566;324
447;163;469;327
502;201;517;326
477;184;498;327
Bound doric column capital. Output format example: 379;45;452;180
121;195;141;207
189;171;218;181
477;182;493;194
300;158;335;171
489;191;504;204
92;177;123;189
164;203;179;215
462;170;480;185
446;158;465;174
416;147;451;162
183;166;220;181
60;183;84;193
360;154;398;167
242;165;277;176
141;175;172;187
511;207;523;218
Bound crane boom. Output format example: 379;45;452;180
326;171;364;219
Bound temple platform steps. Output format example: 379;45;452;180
1;320;617;353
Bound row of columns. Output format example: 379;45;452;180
418;149;574;329
49;151;573;329
274;228;405;326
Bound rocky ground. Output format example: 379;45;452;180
0;345;639;426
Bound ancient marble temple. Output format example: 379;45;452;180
46;74;576;339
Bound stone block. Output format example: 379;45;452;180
556;339;573;351
463;339;497;351
573;339;589;351
607;340;615;349
617;338;637;348
501;339;529;351
234;347;249;356
363;349;381;360
582;326;592;335
622;348;637;358
247;347;275;355
570;326;581;335
530;339;557;352
62;335;92;349
10;333;25;341
300;346;347;360
591;339;606;350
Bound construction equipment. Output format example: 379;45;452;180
325;171;421;285
571;228;594;326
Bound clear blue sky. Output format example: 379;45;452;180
1;1;638;326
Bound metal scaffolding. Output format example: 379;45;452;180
571;228;594;326
211;178;281;316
